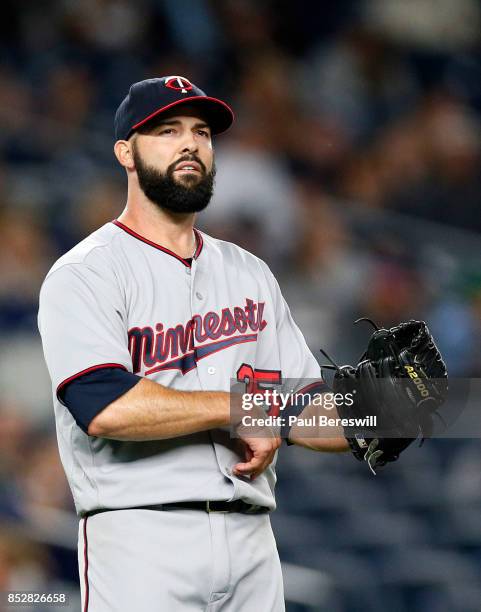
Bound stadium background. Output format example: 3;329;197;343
1;1;481;610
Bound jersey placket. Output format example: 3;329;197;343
190;253;241;492
189;256;213;388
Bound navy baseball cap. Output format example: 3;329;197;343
114;76;234;141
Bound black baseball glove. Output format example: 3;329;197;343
327;319;448;473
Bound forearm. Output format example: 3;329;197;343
88;378;230;441
287;403;349;452
291;435;349;452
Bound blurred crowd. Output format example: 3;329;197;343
1;1;481;610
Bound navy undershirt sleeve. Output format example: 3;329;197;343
60;368;142;434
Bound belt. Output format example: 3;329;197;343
85;500;270;518
163;500;269;514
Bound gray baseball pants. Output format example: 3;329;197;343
78;507;285;611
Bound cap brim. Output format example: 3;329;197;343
130;96;234;136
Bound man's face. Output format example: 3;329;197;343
130;109;216;214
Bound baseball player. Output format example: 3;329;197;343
37;75;351;612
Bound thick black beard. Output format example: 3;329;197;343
132;144;215;214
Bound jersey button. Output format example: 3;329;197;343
208;366;216;375
196;291;203;300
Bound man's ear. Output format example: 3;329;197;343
114;139;135;170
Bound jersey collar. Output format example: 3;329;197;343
112;220;203;268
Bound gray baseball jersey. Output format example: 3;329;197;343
38;220;323;516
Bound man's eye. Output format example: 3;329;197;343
198;130;210;137
160;128;174;135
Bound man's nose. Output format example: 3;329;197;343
179;132;198;154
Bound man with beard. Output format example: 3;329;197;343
38;76;348;611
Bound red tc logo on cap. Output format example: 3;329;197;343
164;76;193;94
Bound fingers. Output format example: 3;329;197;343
233;452;272;479
233;436;281;479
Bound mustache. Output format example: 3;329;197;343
169;155;207;175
